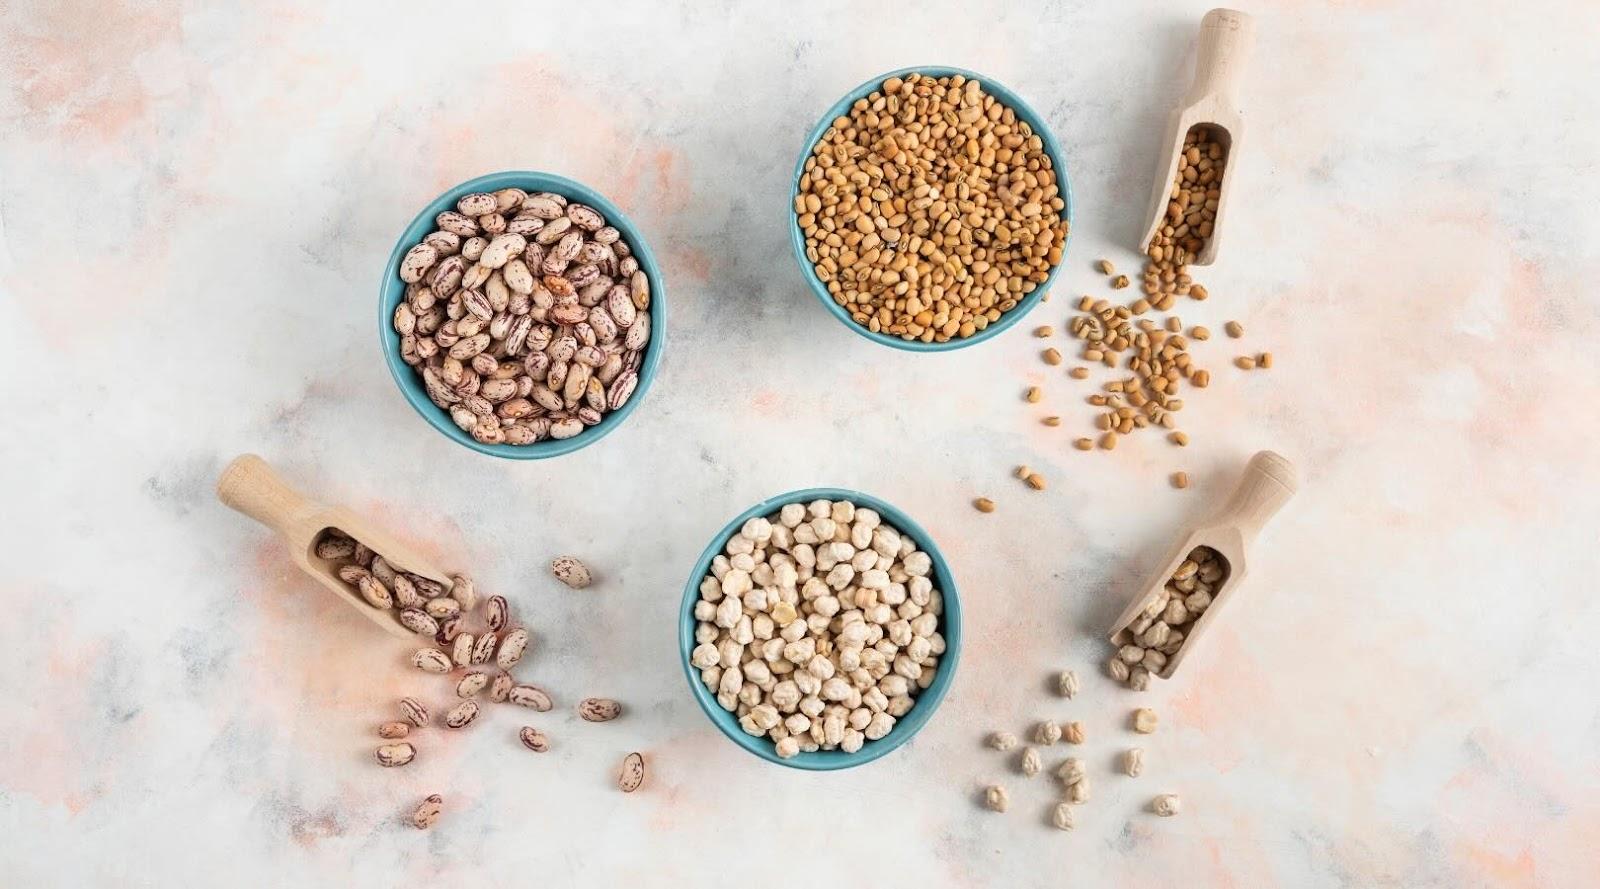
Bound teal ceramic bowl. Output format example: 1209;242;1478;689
789;66;1074;352
379;171;666;459
679;488;962;770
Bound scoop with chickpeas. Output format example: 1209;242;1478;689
689;498;947;758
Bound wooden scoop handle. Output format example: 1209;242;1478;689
217;454;320;536
1214;450;1297;542
1188;8;1255;106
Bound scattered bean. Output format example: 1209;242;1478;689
984;785;1009;813
1051;801;1075;830
988;731;1019;751
1132;708;1159;734
411;794;443;829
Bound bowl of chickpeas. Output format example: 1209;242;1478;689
678;488;962;770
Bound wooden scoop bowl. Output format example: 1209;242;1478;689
1137;8;1256;266
216;454;450;639
1109;450;1297;679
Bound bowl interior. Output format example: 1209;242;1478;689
678;487;962;770
379;170;666;459
789;65;1074;352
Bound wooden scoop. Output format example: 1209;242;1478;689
1108;450;1297;679
1137;8;1256;266
216;454;450;639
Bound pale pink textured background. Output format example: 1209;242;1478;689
2;1;1597;886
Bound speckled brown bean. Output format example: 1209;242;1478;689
618;752;645;792
375;743;416;767
519;726;551;752
497;628;529;669
400;697;430;727
550;556;592;589
485;595;509;632
444;700;480;729
489;672;514;703
411;793;443;829
579;697;622;722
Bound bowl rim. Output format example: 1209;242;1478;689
677;487;963;771
788;64;1075;353
378;170;666;459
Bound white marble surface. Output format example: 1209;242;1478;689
3;1;1599;886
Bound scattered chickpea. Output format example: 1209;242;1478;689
1067;777;1091;804
1051;801;1075;830
1224;320;1243;338
984;785;1009;813
1124;748;1145;778
1063;721;1085;744
1020;747;1042;777
1132;708;1159;734
1152;794;1182;816
1171;471;1189;489
1042;348;1062;366
973;497;996;513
